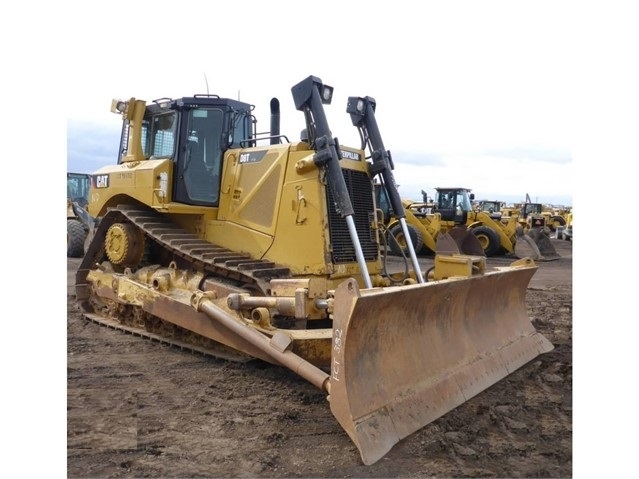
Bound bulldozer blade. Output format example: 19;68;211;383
447;226;486;256
328;266;553;465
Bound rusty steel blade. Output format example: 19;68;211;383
328;264;553;465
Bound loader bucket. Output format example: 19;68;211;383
434;231;462;255
514;234;543;260
447;226;486;256
527;228;561;261
328;265;553;465
514;229;560;261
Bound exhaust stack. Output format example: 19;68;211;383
270;97;280;144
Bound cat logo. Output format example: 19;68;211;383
94;174;109;188
340;150;361;161
238;151;267;164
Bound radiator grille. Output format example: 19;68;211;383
326;169;378;264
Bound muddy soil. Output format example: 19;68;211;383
67;239;572;478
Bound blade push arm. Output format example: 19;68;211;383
347;96;424;282
292;76;373;288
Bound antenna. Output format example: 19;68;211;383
204;73;209;95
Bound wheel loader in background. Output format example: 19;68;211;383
520;201;550;231
512;196;561;260
556;210;573;240
476;199;505;220
382;186;558;260
375;185;485;258
431;187;547;259
546;210;568;232
75;75;553;465
469;195;561;260
67;172;91;257
550;205;572;229
518;194;566;233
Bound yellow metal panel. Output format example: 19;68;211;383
218;145;290;233
215;143;330;276
88;160;173;217
205;220;273;258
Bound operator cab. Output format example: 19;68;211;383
521;202;546;228
117;95;255;207
67;172;91;208
479;200;503;220
521;202;543;218
373;183;393;224
433;187;474;224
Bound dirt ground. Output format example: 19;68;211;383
67;238;572;478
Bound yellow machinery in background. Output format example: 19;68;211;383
381;187;559;260
67;172;91;257
375;188;485;257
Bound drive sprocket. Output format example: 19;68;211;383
104;222;146;267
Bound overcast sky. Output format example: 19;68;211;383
63;2;584;206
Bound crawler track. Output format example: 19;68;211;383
83;312;252;362
76;204;291;298
74;203;293;359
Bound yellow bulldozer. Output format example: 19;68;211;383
75;75;553;465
